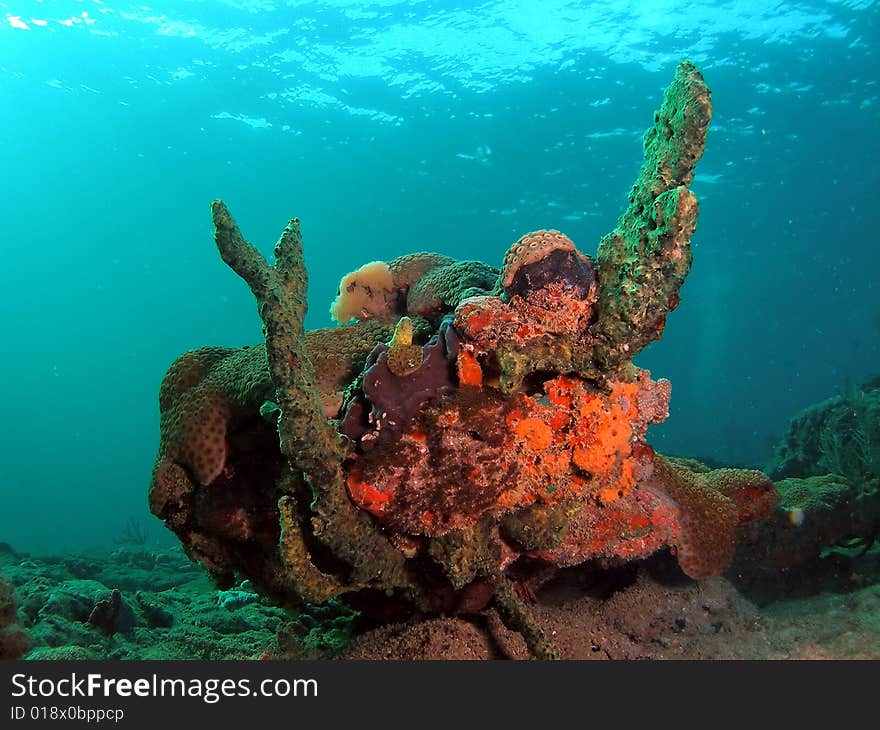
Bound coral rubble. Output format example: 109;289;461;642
6;545;878;660
149;61;779;659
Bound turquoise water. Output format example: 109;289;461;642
0;0;877;553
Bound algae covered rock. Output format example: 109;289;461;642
769;377;880;484
592;60;711;372
148;62;779;659
747;378;880;581
736;474;879;573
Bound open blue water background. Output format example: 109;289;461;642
0;0;876;552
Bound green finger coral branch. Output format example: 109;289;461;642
593;60;712;370
211;200;410;593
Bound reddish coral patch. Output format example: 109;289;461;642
515;418;554;451
456;350;483;387
346;471;393;517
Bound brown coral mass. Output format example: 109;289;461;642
388;252;456;291
156;320;397;487
643;456;742;579
157;346;255;486
146;64;790;661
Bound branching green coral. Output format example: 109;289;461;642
593;60;712;372
211;201;410;597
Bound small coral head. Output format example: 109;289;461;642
391;315;414;347
501;230;575;287
330;260;394;323
501;230;596;303
387;316;423;376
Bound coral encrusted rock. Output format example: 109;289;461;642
149;62;778;660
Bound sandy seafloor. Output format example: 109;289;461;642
3;539;877;661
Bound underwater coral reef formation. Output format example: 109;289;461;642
148;61;781;659
767;379;880;559
7;371;876;660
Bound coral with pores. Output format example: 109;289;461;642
389;253;456;291
502;230;583;289
157;346;271;486
331;252;498;324
405;260;498;318
155;320;404;487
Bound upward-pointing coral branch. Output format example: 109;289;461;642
212;201;273;301
212;200;330;483
594;60;712;370
210;200;410;597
